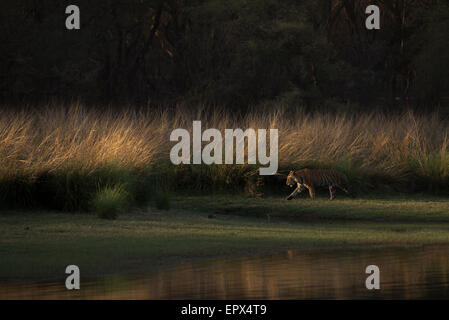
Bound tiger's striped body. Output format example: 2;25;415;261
285;168;354;200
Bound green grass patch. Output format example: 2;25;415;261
175;194;449;223
92;185;129;219
2;194;449;282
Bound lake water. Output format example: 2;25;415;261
2;245;449;299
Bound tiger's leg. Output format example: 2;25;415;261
286;187;298;200
286;184;303;200
306;185;315;200
329;185;336;200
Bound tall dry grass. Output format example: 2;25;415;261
0;104;448;210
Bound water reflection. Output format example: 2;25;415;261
2;245;449;299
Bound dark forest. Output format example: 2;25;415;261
1;0;448;111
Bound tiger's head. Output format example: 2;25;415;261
286;171;297;187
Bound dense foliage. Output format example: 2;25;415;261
1;0;448;110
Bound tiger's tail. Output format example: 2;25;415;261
340;176;356;198
342;185;356;198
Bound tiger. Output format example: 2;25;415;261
285;168;354;200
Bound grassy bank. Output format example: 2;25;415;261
176;194;449;223
1;104;449;211
2;195;449;282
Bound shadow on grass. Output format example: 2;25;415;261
174;193;449;224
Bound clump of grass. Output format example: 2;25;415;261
92;185;129;220
408;151;449;193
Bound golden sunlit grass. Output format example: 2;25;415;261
0;103;448;210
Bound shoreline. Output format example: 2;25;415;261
2;195;449;283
